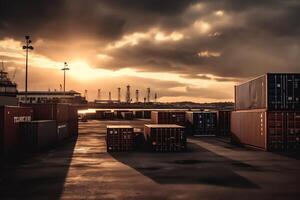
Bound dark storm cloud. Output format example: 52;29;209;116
1;0;300;79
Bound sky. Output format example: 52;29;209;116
0;0;299;102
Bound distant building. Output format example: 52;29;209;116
17;90;87;104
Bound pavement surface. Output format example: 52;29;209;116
1;119;300;200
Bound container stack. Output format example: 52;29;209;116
151;111;186;126
231;73;300;151
106;125;134;152
0;106;33;156
21;103;78;141
186;111;218;136
144;124;186;152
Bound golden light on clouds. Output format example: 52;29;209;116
198;51;221;58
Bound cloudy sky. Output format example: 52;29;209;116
1;0;299;102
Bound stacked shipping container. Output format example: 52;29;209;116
0;106;33;156
106;125;134;152
232;73;300;151
151;111;186;126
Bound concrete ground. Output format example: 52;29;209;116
1;119;300;200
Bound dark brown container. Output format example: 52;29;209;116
106;125;134;152
151;111;186;126
95;110;105;119
68;105;78;121
143;110;151;119
144;124;186;152
231;110;300;151
20;120;57;151
121;111;134;120
57;122;69;141
115;110;129;119
186;111;218;136
0;106;33;155
235;73;300;111
217;110;231;136
134;110;143;118
21;103;70;123
104;111;114;120
68;120;78;138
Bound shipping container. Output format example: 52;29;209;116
20;120;57;151
151;111;186;126
68;120;78;138
186;111;218;136
121;111;134;120
231;110;300;151
95;110;105;119
0;106;33;155
144;124;186;152
21;103;70;123
104;111;114;120
115;110;129;119
235;73;300;111
68;105;78;121
143;110;151;119
217;110;231;136
57;123;69;141
133;128;145;150
106;125;134;152
133;110;143;118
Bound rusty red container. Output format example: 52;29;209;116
106;125;134;152
231;110;300;151
0;106;33;155
151;111;186;126
144;124;186;152
21;103;70;123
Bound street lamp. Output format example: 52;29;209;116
22;35;34;103
61;62;70;94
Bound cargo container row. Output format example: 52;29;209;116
186;111;218;136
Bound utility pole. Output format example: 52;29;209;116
61;62;70;94
126;85;131;103
117;87;121;102
97;89;101;100
135;89;139;103
109;91;112;101
22;36;34;103
154;93;158;103
147;88;151;103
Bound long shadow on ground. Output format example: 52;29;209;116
110;142;260;189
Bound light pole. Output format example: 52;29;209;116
22;36;34;103
61;62;70;94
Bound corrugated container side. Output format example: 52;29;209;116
235;75;267;111
286;112;300;151
20;120;57;151
68;105;78;120
267;74;300;111
95;111;105;119
144;125;186;152
0;106;33;156
151;111;186;125
143;110;151;119
104;112;114;120
106;127;134;152
121;111;134;120
186;112;217;136
217;110;231;136
57;122;69;141
22;103;70;123
68;120;79;138
134;111;143;118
